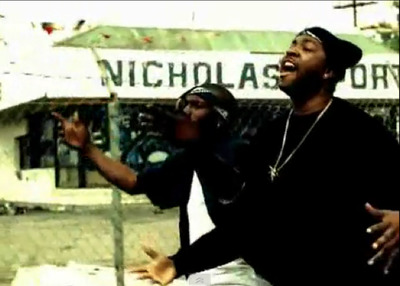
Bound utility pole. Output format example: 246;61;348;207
333;1;378;28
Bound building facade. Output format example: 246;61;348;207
0;26;398;205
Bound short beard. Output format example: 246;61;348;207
280;75;324;102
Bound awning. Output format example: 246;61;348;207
54;25;397;54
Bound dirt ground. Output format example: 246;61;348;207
0;204;180;285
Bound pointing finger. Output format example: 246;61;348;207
128;265;148;273
372;228;396;250
367;221;390;234
384;248;399;275
142;245;160;260
52;112;67;125
136;272;153;280
365;203;385;219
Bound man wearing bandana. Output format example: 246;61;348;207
53;83;271;285
132;27;399;286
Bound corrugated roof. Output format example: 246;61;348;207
54;26;396;54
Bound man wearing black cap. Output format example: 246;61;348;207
133;27;399;286
53;83;270;285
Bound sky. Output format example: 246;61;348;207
0;1;397;33
1;1;397;71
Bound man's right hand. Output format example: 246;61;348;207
52;112;90;151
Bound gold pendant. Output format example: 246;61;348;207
269;166;278;182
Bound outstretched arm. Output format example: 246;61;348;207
53;112;139;192
53;111;186;209
82;143;139;192
129;225;238;285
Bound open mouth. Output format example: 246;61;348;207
279;60;297;77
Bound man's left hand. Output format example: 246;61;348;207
365;203;399;274
128;246;177;285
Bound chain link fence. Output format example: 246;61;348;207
0;96;398;284
0;98;183;285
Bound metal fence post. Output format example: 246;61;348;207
91;47;125;286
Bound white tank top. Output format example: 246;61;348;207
186;172;271;286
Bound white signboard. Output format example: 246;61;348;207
1;48;399;107
94;49;399;100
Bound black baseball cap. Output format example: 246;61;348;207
297;27;363;70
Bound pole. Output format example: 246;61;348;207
90;47;125;286
353;0;358;27
333;1;379;28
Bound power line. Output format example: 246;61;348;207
333;1;378;27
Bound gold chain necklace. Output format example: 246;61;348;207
269;99;333;182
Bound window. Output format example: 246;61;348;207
18;113;56;169
18;135;31;170
57;141;79;167
40;118;56;167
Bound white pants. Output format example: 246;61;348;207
186;258;272;286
